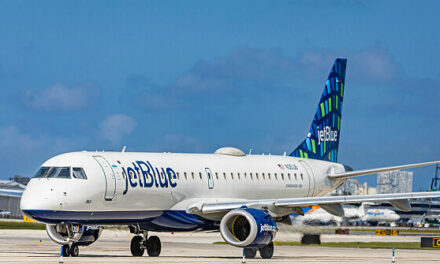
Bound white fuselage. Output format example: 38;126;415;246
21;151;347;228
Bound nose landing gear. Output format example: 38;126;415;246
62;243;79;257
130;231;161;257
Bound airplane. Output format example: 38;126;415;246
408;213;427;227
364;208;400;225
20;58;440;259
290;203;399;226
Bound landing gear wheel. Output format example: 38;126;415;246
130;235;145;256
244;248;257;258
259;242;274;259
70;244;79;257
62;245;70;257
146;236;161;257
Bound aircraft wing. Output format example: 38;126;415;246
189;191;440;216
186;161;440;216
328;161;440;179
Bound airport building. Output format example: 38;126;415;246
332;179;377;196
0;176;28;217
377;170;413;194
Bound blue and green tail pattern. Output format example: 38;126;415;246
290;58;347;162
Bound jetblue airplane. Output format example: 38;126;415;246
20;59;440;259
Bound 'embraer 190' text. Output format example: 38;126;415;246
120;160;177;195
317;126;338;145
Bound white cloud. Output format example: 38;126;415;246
24;83;90;111
0;126;43;152
100;114;137;143
298;46;401;84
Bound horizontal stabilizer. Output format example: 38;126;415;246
328;161;440;179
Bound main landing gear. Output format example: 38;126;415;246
62;243;79;257
130;231;161;257
244;242;274;259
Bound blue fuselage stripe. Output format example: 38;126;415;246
22;209;219;232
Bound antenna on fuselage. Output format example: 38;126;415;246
122;146;126;152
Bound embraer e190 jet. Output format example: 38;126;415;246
21;59;440;259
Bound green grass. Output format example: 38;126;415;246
0;221;45;230
214;241;438;250
274;241;424;249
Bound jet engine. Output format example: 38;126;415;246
46;224;102;246
219;208;277;248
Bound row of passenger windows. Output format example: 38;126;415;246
175;171;304;181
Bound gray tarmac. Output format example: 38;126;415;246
0;229;439;264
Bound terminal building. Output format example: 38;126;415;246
0;175;28;217
332;179;377;196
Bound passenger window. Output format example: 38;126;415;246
72;168;87;179
237;173;240;180
184;172;187;180
294;173;297;180
191;172;194;179
250;173;253;180
199;172;202;179
268;173;271;180
215;172;218;180
244;172;247;178
231;172;234;180
256;173;259;180
301;173;304;180
223;172;226;179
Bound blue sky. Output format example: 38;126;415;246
0;0;439;190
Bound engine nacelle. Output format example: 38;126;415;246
46;224;102;246
220;208;277;248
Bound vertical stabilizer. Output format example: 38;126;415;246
290;58;347;162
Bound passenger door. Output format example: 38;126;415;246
93;156;116;201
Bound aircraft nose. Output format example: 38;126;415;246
20;179;58;211
20;181;45;211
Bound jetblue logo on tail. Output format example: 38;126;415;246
290;58;346;162
317;126;338;145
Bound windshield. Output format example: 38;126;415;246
33;167;71;179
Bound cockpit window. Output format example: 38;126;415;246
33;167;71;179
72;168;87;179
33;167;51;178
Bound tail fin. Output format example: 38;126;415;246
290;58;347;162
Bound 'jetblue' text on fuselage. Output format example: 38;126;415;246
120;160;177;195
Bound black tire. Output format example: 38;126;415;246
301;234;321;245
70;244;79;257
259;242;274;259
62;245;70;257
146;236;161;257
244;248;257;258
130;236;145;256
